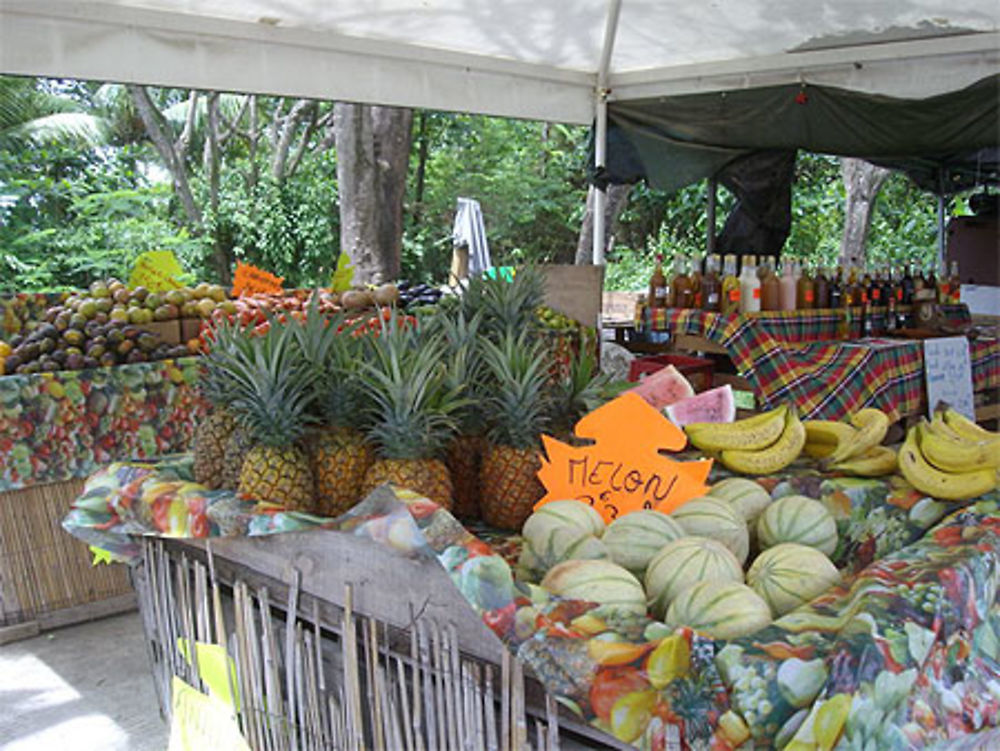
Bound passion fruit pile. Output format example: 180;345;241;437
3;320;190;375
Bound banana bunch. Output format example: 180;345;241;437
898;407;1000;501
802;408;895;477
684;405;805;475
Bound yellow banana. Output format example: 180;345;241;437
928;412;970;443
898;426;997;501
941;406;999;442
919;419;1000;473
685;405;788;452
720;408;806;475
824;407;889;466
803;420;858;459
828;445;897;477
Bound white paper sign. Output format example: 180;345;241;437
923;336;975;421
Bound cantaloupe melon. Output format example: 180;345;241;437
529;499;606;537
746;543;841;616
540;559;646;616
670;496;750;564
757;495;838;556
707;477;772;526
644;537;744;620
516;523;608;582
602;510;685;577
665;581;772;640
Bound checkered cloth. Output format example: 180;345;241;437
635;305;998;422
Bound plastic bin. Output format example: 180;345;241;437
627;353;714;391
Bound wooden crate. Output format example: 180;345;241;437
0;479;134;640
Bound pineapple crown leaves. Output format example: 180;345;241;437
546;349;612;437
459;265;545;342
426;308;488;434
199;316;258;409
478;330;552;450
215;317;318;447
358;311;469;460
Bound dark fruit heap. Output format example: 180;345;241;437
396;280;444;309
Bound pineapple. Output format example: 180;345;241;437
192;319;248;488
291;303;375;517
219;317;317;510
220;426;254;490
357;311;465;509
546;350;612;444
478;332;552;530
458;264;545;342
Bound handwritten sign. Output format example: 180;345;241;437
330;251;355;292
231;262;284;297
535;392;712;524
129;250;185;291
923;336;975;420
168;676;250;751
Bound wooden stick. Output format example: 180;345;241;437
484;663;498;751
500;651;511;751
394;656;416;751
545;694;559;751
284;567;301;751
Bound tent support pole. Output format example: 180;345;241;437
592;0;622;266
706;177;717;254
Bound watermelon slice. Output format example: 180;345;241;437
626;364;695;410
665;384;736;426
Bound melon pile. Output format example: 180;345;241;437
519;481;843;641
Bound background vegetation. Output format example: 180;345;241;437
0;76;972;294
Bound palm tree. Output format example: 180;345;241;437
0;77;109;151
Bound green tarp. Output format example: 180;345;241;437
600;75;999;194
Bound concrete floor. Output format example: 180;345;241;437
0;611;167;751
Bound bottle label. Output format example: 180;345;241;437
752;288;760;300
707;293;719;305
729;289;740;302
805;290;814;303
872;289;881;301
860;291;868;304
896;288;903;302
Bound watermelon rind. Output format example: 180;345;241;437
665;581;772;640
665;384;736;427
644;536;744;620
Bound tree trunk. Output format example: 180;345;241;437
334;103;413;284
839;158;891;268
574;183;632;265
411;112;429;228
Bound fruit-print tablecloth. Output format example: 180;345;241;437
0;358;207;491
634;306;999;423
63;455;1000;750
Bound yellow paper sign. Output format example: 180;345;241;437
330;251;355;292
177;638;240;710
232;261;284;297
536;392;712;523
129;250;186;291
89;545;117;566
168;676;250;751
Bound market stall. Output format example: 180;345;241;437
633;305;1000;423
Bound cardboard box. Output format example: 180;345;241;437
180;317;205;343
539;264;605;328
138;319;182;346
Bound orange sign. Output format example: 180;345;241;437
536;392;712;523
232;262;284;297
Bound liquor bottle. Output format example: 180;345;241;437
796;265;815;310
886;292;898;333
690;256;703;308
648;254;668;309
868;267;883;307
813;267;830;308
739;255;762;314
828;268;843;308
861;298;875;338
701;254;721;312
761;259;781;311
720;254;741;315
913;262;927;296
936;259;950;305
673;256;693;308
779;260;798;311
925;263;938;302
862;266;874;303
949;260;962;304
901;263;915;304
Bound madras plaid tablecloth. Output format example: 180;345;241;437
635;306;999;422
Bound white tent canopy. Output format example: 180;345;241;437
2;0;997;126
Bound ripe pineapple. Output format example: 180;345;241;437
478;332;552;530
220;426;254;490
220;318;317;510
192;319;247;488
459;264;544;342
547;350;611;444
357;312;465;509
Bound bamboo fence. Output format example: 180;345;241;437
134;537;587;751
0;480;131;627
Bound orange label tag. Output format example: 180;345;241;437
729;289;740;302
872;289;881;301
535;393;712;523
232;262;284;297
752;288;761;299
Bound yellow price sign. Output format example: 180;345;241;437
330;251;355;292
168;676;250;751
129;250;186;291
